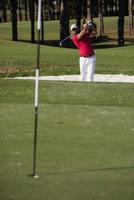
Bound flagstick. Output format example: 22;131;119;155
32;0;42;178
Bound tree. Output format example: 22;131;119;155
0;1;3;22
60;0;70;41
41;0;44;43
10;0;18;41
1;0;7;22
55;0;61;20
87;0;92;19
23;0;28;21
128;0;133;36
98;0;104;36
29;0;35;43
118;0;125;46
18;0;23;21
76;0;82;29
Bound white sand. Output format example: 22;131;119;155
13;74;134;83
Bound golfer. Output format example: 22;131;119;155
71;22;97;81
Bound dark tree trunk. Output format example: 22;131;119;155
10;0;18;41
0;1;3;22
47;0;54;20
24;0;28;21
76;0;82;29
60;0;70;41
2;0;7;22
41;1;44;43
29;0;35;43
115;0;118;15
98;0;104;36
18;0;23;21
82;0;87;19
118;0;125;46
56;0;60;20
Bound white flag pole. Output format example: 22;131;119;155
32;0;42;178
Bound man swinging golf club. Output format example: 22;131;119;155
70;20;97;82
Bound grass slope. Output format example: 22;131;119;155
0;40;134;77
0;79;134;200
0;17;134;77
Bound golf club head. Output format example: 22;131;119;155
59;42;62;47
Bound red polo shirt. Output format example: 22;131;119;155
72;33;94;56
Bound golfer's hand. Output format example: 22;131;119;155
82;23;88;33
83;23;88;29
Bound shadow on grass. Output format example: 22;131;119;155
42;39;119;49
18;38;118;49
18;36;134;49
44;166;134;176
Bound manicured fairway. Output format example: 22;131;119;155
0;79;134;200
0;18;134;77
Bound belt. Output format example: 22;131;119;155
80;54;95;57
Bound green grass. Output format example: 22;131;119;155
0;79;134;200
0;17;134;77
0;15;134;200
0;39;134;77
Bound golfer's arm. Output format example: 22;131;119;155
77;24;88;40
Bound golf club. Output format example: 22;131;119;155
59;34;72;46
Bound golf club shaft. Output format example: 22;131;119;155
60;34;72;45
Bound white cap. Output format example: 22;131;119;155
70;24;78;31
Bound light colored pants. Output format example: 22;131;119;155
79;55;96;81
